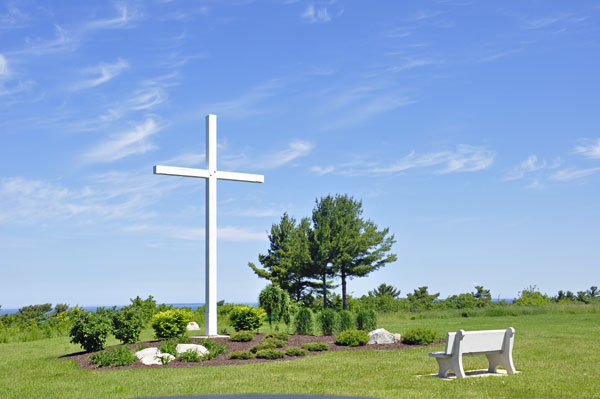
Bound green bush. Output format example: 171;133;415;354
261;337;285;348
294;308;314;335
150;309;193;339
159;339;178;356
265;331;289;341
284;347;307;357
89;346;136;368
229;330;255;342
228;351;254;360
112;308;144;344
198;338;227;360
335;329;369;346
255;348;285;359
302;342;329;351
180;349;201;362
317;308;339;336
69;310;112;353
338;310;354;332
356;309;377;331
403;328;436;345
250;341;279;354
228;306;266;332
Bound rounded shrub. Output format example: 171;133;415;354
250;341;279;353
229;330;255;342
338;310;354;332
294;308;314;335
228;305;266;332
317;308;339;336
301;342;329;351
335;329;369;347
228;351;254;360
255;348;285;359
403;328;436;345
112;308;144;344
356;309;377;332
285;347;307;357
151;309;193;339
69;310;112;353
265;331;289;341
261;337;285;348
180;349;201;362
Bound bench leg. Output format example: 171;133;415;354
435;355;466;379
486;352;516;374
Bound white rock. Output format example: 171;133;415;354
135;347;175;365
368;328;396;344
176;343;209;357
393;333;402;342
187;321;201;331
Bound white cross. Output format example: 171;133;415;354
153;114;264;336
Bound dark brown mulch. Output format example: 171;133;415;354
66;334;444;371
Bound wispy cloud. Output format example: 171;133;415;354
0;53;32;96
257;140;313;169
84;4;140;30
16;24;72;55
574;138;600;159
73;59;129;90
83;118;162;163
301;4;331;23
504;154;546;181
207;79;283;118
125;224;267;242
312;145;495;176
0;3;29;29
550;167;600;182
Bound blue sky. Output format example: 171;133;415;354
1;1;599;309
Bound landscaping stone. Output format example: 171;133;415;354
135;347;175;365
176;343;209;357
393;333;402;342
367;328;396;344
187;321;201;331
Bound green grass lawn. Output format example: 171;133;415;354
1;310;599;399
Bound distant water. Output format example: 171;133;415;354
0;302;259;316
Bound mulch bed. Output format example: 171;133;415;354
63;334;444;370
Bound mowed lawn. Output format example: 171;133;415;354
1;311;599;399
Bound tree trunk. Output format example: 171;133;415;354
342;267;347;311
322;272;327;308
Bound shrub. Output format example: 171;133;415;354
198;338;227;360
228;306;266;332
158;355;172;365
255;349;285;359
302;342;329;351
112;308;144;344
151;309;193;339
294;308;314;335
250;341;279;353
338;310;354;332
261;337;285;348
180;349;201;362
89;346;136;368
335;329;369;347
69;310;112;353
228;351;254;360
159;339;178;356
259;284;291;328
284;347;307;357
317;308;339;336
356;309;377;331
229;330;255;342
403;328;436;345
265;331;289;341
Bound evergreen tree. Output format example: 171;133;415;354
248;213;313;302
369;283;401;298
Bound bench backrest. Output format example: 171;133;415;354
444;327;514;355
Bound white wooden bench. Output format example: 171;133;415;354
429;327;516;378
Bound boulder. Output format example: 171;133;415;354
367;328;396;344
135;347;175;365
393;333;402;343
176;343;209;357
187;321;201;331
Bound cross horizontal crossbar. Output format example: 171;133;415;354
154;165;264;183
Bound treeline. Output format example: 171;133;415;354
249;194;397;310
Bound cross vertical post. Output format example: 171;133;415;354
205;115;218;336
153;114;264;337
